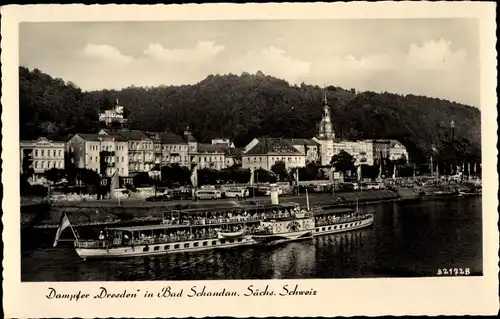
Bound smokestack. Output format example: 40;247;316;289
270;183;279;205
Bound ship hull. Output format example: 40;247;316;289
314;215;374;237
251;229;313;246
75;235;255;259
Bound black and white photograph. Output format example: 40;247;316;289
2;3;498;318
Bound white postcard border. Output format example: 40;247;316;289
1;3;498;317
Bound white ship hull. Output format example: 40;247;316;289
75;235;255;259
252;229;313;245
314;215;374;236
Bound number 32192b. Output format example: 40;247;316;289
437;268;471;276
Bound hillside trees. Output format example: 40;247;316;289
19;67;481;165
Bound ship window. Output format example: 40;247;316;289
229;239;234;243
237;238;243;242
143;246;149;252
328;227;331;230
340;225;343;228
174;244;180;249
184;243;189;248
194;242;199;247
334;226;337;229
321;227;325;231
154;246;159;251
203;241;208;246
316;228;319;232
164;245;169;250
350;223;353;226
211;241;217;245
220;239;226;244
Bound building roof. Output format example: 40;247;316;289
73;133;126;142
244;137;303;155
286;138;319;146
216;145;242;157
102;129;150;141
159;132;186;144
197;143;225;154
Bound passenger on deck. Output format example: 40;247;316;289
99;231;105;240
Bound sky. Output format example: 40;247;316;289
19;19;480;107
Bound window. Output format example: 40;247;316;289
41;150;44;156
220;239;226;244
174;244;180;249
316;228;319;232
211;241;217;245
34;162;38;168
34;150;38;157
143;246;149;252
184;243;189;248
154;246;160;251
203;241;208;246
229;239;234;243
194;242;199;247
164;245;169;250
237;238;243;242
58;150;62;157
321;227;325;231
328;227;331;230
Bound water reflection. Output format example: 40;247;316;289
21;197;482;281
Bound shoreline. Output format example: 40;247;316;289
25;191;480;229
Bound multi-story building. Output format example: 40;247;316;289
332;140;375;166
155;131;190;167
67;133;129;177
20;137;65;184
242;137;306;171
211;138;234;148
286;138;320;164
99;99;127;126
387;140;409;161
194;144;226;170
99;129;154;175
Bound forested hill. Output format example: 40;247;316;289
19;67;481;163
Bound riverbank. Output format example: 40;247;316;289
22;188;479;229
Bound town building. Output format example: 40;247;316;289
67;133;129;177
20;137;65;184
194;144;227;170
99;99;127;126
211;138;234;148
242;137;306;171
286;138;320;164
312;93;335;166
99;129;154;174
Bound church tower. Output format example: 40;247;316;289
313;89;336;166
317;90;335;140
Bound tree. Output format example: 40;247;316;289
44;168;66;184
330;150;355;175
133;172;152;187
297;163;321;181
270;161;289;181
360;164;380;180
161;164;191;186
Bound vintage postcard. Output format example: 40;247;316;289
1;2;498;317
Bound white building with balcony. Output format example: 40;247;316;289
20;137;65;184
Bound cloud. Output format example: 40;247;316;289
406;38;467;70
301;38;476;106
229;46;311;82
143;40;225;63
82;44;133;64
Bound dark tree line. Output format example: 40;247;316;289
20;67;481;164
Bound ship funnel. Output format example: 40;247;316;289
270;183;280;205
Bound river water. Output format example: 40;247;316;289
21;196;482;281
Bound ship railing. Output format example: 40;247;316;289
315;215;371;227
129;233;219;246
75;240;108;249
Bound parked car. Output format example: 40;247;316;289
225;188;249;199
195;189;222;200
145;194;172;202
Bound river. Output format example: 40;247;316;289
21;196;482;281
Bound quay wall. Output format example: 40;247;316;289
23;190;401;229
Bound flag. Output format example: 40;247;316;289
190;166;198;188
53;213;72;247
249;167;255;185
110;170;119;198
357;165;362;182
